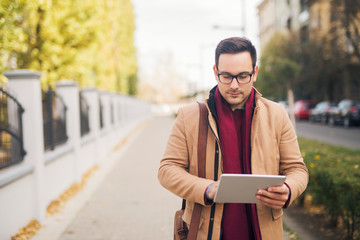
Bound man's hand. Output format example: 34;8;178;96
256;184;289;209
207;181;219;200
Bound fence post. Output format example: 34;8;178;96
4;69;46;222
46;86;55;150
55;80;81;183
80;87;101;163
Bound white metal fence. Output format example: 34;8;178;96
0;70;152;239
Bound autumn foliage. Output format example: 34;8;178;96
0;0;138;94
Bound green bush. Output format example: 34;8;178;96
299;137;360;239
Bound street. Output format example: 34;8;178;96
295;120;360;149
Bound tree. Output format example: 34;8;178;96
343;0;360;62
0;0;138;95
15;0;100;87
94;0;138;93
257;33;302;126
334;0;360;100
303;0;360;102
0;0;28;82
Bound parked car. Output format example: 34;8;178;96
328;99;360;128
294;100;316;120
309;101;336;123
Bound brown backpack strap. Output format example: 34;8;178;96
188;102;208;240
197;103;208;178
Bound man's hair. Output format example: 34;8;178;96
215;37;257;70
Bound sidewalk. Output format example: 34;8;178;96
32;115;311;240
33;116;179;240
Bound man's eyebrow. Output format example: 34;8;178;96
218;71;231;74
219;71;252;75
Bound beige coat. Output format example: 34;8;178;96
158;89;308;240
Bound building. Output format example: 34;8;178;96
257;0;309;52
257;0;360;100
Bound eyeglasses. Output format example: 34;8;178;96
217;68;254;84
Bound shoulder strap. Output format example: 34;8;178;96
188;102;208;240
197;102;208;178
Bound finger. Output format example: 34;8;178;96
267;185;288;193
257;197;284;209
256;192;286;204
257;189;288;202
256;195;285;209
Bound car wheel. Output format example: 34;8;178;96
344;117;351;128
329;116;335;127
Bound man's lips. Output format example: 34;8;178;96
227;91;241;97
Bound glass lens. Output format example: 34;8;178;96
219;75;233;84
236;74;251;83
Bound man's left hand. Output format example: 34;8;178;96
256;184;289;209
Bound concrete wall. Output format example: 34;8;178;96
0;70;152;239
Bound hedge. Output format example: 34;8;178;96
298;137;360;239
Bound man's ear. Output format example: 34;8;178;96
213;65;218;79
252;65;259;83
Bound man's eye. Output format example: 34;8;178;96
238;75;248;79
222;75;232;79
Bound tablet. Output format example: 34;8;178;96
213;174;286;204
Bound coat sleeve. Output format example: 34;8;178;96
278;108;309;205
158;106;214;205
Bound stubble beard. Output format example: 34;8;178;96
225;90;246;109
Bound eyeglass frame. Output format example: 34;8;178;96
216;68;255;84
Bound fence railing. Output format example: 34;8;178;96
79;92;90;137
42;87;68;151
110;102;114;125
0;88;26;169
99;98;104;129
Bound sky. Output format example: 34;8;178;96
132;0;262;93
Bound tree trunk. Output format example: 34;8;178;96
287;80;296;130
343;66;351;99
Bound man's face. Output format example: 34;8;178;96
213;51;258;111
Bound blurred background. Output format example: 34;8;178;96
133;0;260;102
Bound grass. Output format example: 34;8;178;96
283;223;301;240
298;137;360;165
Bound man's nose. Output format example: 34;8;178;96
230;77;239;89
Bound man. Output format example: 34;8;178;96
158;37;308;240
